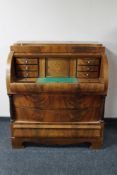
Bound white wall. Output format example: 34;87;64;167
0;0;117;117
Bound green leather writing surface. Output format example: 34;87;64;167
36;77;78;84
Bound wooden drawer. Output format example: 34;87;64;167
77;66;99;72
14;107;102;122
77;72;99;78
16;58;38;64
13;126;101;138
17;71;38;78
16;65;38;71
13;94;103;109
77;58;100;65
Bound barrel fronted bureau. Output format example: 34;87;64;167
6;42;108;149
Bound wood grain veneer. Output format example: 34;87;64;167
7;42;108;149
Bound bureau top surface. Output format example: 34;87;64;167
11;41;105;53
13;41;102;45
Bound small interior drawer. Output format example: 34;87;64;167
16;71;38;78
77;58;100;65
77;71;99;78
77;66;99;72
16;58;38;64
16;65;38;71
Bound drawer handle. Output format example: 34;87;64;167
86;73;89;77
87;60;90;64
24;72;28;78
25;59;28;64
25;66;28;70
87;67;90;70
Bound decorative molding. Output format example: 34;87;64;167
0;117;117;126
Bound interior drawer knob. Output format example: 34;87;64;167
25;59;28;64
25;66;28;70
25;72;28;77
86;73;89;76
87;67;90;70
87;60;90;64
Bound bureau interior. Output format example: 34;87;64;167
14;54;102;83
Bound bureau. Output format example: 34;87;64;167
6;42;108;149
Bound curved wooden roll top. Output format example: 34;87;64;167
6;42;108;95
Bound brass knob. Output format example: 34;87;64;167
87;67;90;70
25;59;28;64
87;60;90;64
86;73;89;77
25;66;28;70
25;72;28;77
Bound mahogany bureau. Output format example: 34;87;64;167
6;42;108;149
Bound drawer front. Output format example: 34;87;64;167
17;71;38;78
77;72;98;78
13;94;104;109
14;107;102;122
77;58;100;65
77;66;99;72
13;126;101;138
16;65;38;71
16;58;38;64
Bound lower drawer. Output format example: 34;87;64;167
13;128;101;138
12;123;103;138
14;107;102;122
13;94;104;109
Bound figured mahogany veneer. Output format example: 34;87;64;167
6;42;108;149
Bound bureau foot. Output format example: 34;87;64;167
90;141;102;149
12;138;24;149
11;138;103;149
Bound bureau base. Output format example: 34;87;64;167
11;122;104;149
